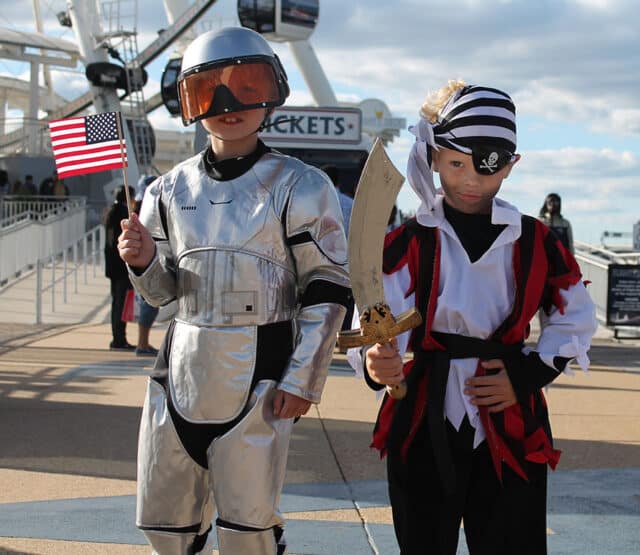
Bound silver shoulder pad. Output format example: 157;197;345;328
284;166;349;289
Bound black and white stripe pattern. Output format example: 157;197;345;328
406;85;517;219
434;86;517;154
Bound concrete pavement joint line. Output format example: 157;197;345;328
0;472;639;552
0;360;154;371
0;491;393;553
56;366;151;381
582;365;640;374
313;403;380;555
0;324;91;355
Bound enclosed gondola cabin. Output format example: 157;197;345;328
237;0;318;41
161;57;182;117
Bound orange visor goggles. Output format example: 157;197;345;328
178;59;285;125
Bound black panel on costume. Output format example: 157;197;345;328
300;279;351;309
203;139;271;180
443;202;507;263
152;319;294;468
286;231;313;247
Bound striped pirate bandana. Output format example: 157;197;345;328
407;85;517;217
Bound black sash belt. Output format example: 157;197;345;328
416;332;523;495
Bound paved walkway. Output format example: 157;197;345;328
0;275;638;554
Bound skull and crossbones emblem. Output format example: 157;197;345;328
479;151;499;172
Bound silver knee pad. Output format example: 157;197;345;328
208;381;293;529
144;529;197;555
137;378;215;554
217;524;285;555
145;527;214;555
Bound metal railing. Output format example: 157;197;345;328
34;224;105;324
575;240;640;265
574;240;640;331
0;196;87;284
0;117;52;156
1;195;86;227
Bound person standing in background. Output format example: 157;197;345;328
51;174;69;197
0;169;9;196
39;170;57;195
133;175;160;357
104;186;135;350
539;193;574;253
321;164;356;339
18;175;37;196
322;164;353;231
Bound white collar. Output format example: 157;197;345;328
417;194;522;247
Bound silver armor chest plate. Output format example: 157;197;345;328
167;153;298;327
133;151;348;423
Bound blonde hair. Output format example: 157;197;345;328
419;79;467;123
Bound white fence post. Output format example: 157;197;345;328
35;259;42;325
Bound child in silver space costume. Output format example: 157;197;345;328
118;27;350;555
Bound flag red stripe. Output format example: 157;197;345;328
57;160;129;179
56;153;129;169
52;139;124;153
49;127;84;136
56;157;129;174
49;117;85;128
50;133;88;145
50;130;85;139
53;144;126;160
49;123;85;134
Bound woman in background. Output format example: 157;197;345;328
539;193;574;253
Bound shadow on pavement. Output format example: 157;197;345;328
2;384;638;485
587;344;640;367
0;397;140;480
0;548;39;555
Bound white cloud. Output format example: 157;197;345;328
311;0;640;139
147;108;182;131
3;0;639;245
569;0;620;10
518;147;639;178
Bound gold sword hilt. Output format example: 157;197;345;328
337;303;422;399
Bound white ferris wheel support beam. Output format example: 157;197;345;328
48;0;219;121
288;39;338;107
66;0;140;187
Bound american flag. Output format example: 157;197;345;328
49;112;128;179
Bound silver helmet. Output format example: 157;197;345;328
178;27;290;126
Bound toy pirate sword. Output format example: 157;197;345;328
338;139;422;400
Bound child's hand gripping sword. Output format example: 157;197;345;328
337;139;422;400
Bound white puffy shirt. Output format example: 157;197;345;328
349;195;597;448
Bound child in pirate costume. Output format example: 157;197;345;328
118;27;350;555
349;80;597;554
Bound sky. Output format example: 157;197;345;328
2;0;640;246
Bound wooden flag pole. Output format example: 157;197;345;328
115;112;132;218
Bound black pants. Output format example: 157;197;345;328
110;278;131;345
387;416;547;555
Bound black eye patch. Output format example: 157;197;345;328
471;146;514;175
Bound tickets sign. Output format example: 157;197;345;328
260;107;362;144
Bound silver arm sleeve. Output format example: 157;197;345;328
278;303;346;403
127;178;177;307
278;168;350;402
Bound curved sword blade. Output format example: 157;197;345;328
348;138;405;311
